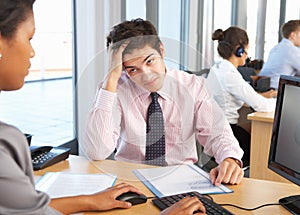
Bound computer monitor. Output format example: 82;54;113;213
268;75;300;214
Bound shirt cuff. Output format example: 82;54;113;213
95;88;117;111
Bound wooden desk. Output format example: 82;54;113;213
247;112;291;183
34;155;300;215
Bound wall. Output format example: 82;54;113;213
74;0;121;155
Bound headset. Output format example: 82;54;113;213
235;46;245;57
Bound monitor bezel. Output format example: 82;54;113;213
268;75;300;186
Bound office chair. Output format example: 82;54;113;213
195;140;218;172
24;133;33;146
237;66;257;83
238;66;271;92
184;69;210;78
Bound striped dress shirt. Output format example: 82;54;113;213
82;68;243;165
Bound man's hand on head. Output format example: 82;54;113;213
104;42;129;92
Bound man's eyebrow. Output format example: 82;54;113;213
143;53;155;62
123;53;155;69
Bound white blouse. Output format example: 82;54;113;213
206;59;276;124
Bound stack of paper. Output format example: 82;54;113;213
35;172;117;198
133;164;232;197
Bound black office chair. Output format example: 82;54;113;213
24;133;33;146
184;68;210;78
237;66;256;83
237;66;271;92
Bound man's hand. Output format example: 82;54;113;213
209;158;244;186
103;42;128;92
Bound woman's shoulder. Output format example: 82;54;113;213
0;121;28;150
0;121;23;136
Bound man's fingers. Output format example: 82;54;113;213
211;158;244;185
214;162;229;185
210;167;218;185
229;168;244;184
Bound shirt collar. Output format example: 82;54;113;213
282;38;294;46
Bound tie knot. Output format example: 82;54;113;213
150;92;159;102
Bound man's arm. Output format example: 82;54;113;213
81;88;121;160
81;44;127;160
194;79;244;185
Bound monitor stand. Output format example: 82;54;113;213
279;195;300;214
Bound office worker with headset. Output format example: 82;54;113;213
206;27;277;166
0;0;206;214
83;18;246;186
259;20;300;89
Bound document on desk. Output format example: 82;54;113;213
133;164;233;198
35;172;117;198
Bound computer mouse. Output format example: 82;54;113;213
116;191;147;205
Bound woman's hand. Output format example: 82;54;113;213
89;182;143;211
160;196;206;215
259;89;277;98
50;182;144;214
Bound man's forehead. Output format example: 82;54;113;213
123;46;158;62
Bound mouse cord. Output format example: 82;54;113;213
147;194;213;200
208;195;300;211
219;202;280;211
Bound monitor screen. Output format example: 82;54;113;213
268;75;300;184
268;75;300;214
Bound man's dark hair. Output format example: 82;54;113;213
281;20;300;39
106;18;162;56
0;0;35;39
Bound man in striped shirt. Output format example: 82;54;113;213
82;18;244;186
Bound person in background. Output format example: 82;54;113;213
206;27;277;166
82;18;245;186
0;0;206;214
259;20;300;89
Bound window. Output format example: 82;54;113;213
246;0;258;58
213;0;232;62
30;0;72;81
126;0;146;20
264;0;281;60
159;0;182;69
214;0;232;29
0;0;74;147
285;0;300;22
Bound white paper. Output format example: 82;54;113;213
35;172;117;198
134;164;232;197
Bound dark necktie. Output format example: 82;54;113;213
145;92;166;166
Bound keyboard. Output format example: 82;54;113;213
152;191;234;215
